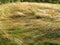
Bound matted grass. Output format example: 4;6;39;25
0;2;60;45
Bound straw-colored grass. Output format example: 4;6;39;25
0;2;60;45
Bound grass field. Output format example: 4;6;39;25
0;2;60;45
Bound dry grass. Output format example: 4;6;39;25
0;2;60;45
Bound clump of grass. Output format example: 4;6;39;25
0;2;60;45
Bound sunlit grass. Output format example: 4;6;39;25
0;2;60;45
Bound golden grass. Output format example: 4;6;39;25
0;2;60;45
0;2;60;21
